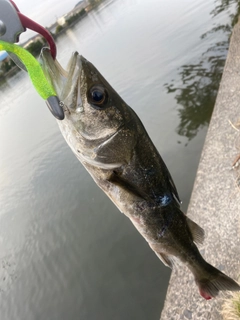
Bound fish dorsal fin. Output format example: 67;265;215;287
186;217;205;245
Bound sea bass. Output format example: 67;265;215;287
41;48;240;299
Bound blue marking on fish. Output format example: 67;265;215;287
157;194;173;237
159;193;172;207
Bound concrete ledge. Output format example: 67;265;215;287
160;21;240;320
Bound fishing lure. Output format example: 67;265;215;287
0;0;64;119
0;40;56;100
0;40;63;119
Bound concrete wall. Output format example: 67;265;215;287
160;21;240;320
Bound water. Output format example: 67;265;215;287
0;0;237;319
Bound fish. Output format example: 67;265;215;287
41;48;240;300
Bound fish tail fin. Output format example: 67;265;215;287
195;262;240;300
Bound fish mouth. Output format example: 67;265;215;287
40;48;83;103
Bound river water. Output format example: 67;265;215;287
0;0;237;319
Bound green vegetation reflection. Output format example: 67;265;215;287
164;0;240;141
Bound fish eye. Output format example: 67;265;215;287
88;85;108;109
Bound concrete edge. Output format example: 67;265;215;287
160;20;240;320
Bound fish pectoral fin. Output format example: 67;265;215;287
186;217;205;245
108;171;148;200
155;252;174;269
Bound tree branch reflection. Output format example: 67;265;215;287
164;0;240;141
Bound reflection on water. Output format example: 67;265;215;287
211;0;240;19
164;0;239;141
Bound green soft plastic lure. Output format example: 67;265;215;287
0;40;64;120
